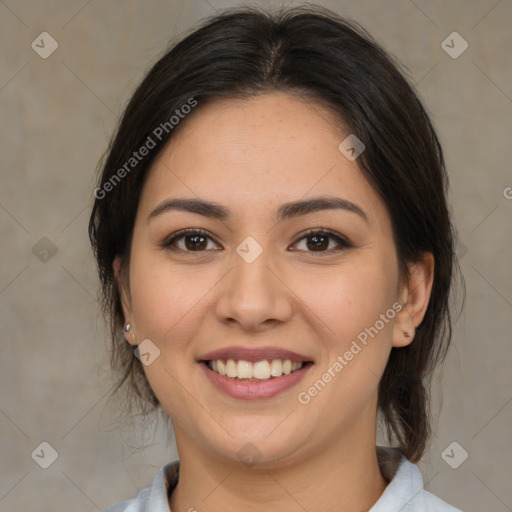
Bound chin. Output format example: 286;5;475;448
204;424;308;469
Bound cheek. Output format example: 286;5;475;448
128;248;222;350
127;252;211;414
299;259;397;339
297;276;394;411
297;257;398;396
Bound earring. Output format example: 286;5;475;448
124;323;131;332
404;328;415;341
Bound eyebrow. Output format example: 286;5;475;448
148;196;368;223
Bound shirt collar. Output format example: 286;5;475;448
149;446;419;511
370;447;425;511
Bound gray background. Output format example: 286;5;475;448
1;0;511;510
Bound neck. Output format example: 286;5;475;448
169;426;388;512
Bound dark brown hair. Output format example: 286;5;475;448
89;4;462;462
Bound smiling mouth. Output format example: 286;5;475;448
202;359;313;381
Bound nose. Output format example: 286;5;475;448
214;245;294;332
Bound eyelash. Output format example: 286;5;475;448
161;228;353;255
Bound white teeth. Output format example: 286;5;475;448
270;359;283;377
208;358;305;380
237;360;253;379
253;360;270;379
226;359;237;378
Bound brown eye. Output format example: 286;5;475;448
305;233;330;251
163;229;221;252
183;234;208;251
292;229;352;253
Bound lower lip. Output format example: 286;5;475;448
199;362;313;400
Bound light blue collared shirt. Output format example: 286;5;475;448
103;447;462;511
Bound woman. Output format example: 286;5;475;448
89;5;463;511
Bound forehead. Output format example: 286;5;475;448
138;92;389;229
159;92;346;171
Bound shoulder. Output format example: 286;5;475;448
373;447;463;511
102;460;180;512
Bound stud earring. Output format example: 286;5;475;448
124;323;131;332
404;328;415;341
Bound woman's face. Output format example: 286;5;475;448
118;92;427;467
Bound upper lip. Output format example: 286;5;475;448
198;346;313;363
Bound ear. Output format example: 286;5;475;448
113;256;137;346
392;252;435;348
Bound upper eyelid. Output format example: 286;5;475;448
162;228;217;247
